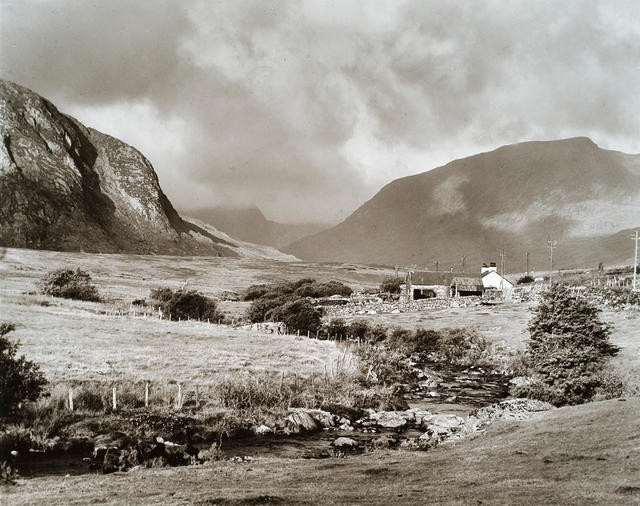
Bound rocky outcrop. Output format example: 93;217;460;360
0;79;236;256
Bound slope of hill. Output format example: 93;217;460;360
287;138;640;270
185;205;327;249
0;79;238;256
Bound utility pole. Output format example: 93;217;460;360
632;230;639;291
548;239;557;285
526;251;530;275
461;255;466;274
499;249;505;277
435;260;439;272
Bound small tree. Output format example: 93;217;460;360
518;284;620;405
0;323;48;419
380;277;403;294
38;268;101;302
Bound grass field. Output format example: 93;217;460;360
4;398;639;505
2;247;640;504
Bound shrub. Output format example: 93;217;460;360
348;320;370;340
38;268;100;302
355;345;414;386
0;323;48;419
266;298;322;334
380;277;403;294
520;284;620;406
323;318;348;340
412;328;442;354
364;324;388;343
386;327;413;351
242;284;272;301
517;275;535;285
149;287;173;303
432;328;491;365
150;288;222;322
246;294;296;323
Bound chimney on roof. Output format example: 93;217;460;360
481;262;498;274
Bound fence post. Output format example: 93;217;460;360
68;388;74;411
112;386;117;411
176;383;182;410
145;382;149;408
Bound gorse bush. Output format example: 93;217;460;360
517;284;621;406
517;275;535;285
150;287;223;322
0;323;48;419
38;268;100;302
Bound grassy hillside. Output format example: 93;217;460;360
288;138;640;270
5;398;639;504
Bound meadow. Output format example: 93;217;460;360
2;246;639;504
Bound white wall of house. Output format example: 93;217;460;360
482;270;514;290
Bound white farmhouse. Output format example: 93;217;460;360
481;262;514;290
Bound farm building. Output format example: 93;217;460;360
481;263;514;290
402;271;484;301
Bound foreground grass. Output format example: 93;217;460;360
4;398;639;505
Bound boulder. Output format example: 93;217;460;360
285;410;319;433
332;437;359;449
430;414;464;429
369;411;407;429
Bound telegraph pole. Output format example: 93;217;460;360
435;260;439;272
548;239;557;284
632;230;639;291
499;249;505;277
461;255;466;274
526;251;530;275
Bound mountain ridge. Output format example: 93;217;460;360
286;137;640;271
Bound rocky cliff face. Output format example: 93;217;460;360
0;79;234;256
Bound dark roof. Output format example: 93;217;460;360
451;276;483;286
409;271;468;286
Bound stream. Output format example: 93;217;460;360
12;364;510;477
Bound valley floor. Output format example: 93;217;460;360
4;398;640;505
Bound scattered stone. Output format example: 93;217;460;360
255;424;273;436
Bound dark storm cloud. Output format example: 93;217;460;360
1;0;638;223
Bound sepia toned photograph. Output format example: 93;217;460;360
1;0;639;504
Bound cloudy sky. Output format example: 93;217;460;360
2;0;639;224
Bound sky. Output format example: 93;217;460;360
1;0;639;224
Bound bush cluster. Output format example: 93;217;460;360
244;278;352;334
0;323;48;419
515;284;622;406
318;318;492;365
38;268;101;302
149;287;223;322
243;278;352;303
517;275;535;285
